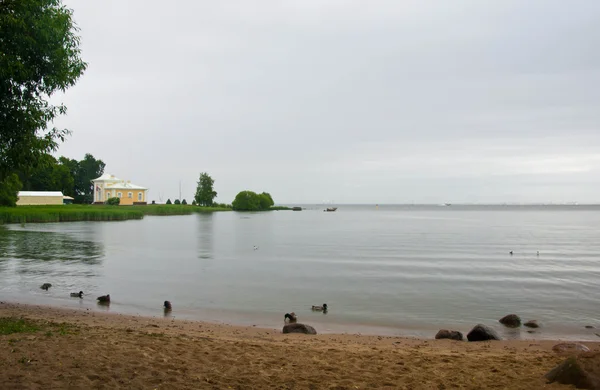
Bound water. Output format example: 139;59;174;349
1;205;599;340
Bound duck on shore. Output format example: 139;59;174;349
284;312;297;323
97;294;110;303
70;291;83;298
40;283;52;290
311;304;328;312
164;301;172;310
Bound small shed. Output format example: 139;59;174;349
17;191;65;206
63;195;74;205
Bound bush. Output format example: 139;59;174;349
0;174;23;207
232;191;275;211
166;199;172;205
181;199;187;205
191;200;197;205
174;199;181;205
105;197;120;206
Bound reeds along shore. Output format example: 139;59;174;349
0;204;232;224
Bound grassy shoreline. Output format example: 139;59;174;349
0;204;231;224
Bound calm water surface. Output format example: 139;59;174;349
1;205;599;340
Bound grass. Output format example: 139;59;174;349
0;318;40;335
0;204;232;224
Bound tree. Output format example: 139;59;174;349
19;154;74;196
0;174;23;207
105;197;120;206
232;190;276;211
74;154;105;203
181;199;187;205
259;192;274;209
0;0;87;183
174;199;181;205
166;199;172;205
194;172;217;206
191;200;196;206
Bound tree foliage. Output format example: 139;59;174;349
166;199;172;205
0;0;87;181
105;197;120;206
0;174;23;207
181;199;187;205
18;153;104;203
194;172;217;207
232;190;276;211
174;199;181;205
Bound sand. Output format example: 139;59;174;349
1;302;598;389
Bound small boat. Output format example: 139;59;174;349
292;207;302;211
324;207;337;212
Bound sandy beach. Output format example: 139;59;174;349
1;302;598;389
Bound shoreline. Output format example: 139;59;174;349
1;302;598;389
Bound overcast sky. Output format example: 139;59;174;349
54;0;600;204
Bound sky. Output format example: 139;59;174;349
53;0;600;204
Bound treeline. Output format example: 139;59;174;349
17;153;105;204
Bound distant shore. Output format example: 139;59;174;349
0;204;231;224
1;302;596;389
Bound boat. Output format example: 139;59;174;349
324;207;337;212
292;207;302;211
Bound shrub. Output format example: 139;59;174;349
191;200;197;205
181;199;187;205
0;174;23;207
166;199;172;205
105;197;120;206
174;199;181;205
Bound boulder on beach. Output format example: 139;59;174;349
545;352;600;389
524;320;540;328
282;323;317;335
435;330;463;341
467;324;501;342
499;314;521;328
552;343;591;355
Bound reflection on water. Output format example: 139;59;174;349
197;213;214;259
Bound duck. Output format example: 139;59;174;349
284;312;297;323
40;283;52;290
70;291;83;298
311;303;328;312
253;245;259;250
164;301;172;310
509;251;513;256
97;294;110;303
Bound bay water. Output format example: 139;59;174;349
1;205;599;340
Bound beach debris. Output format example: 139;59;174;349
311;303;328;312
552;343;591;355
524;320;540;328
283;323;317;335
164;301;172;310
499;314;521;328
435;330;464;341
467;324;501;341
585;325;595;329
545;352;600;388
284;312;297;323
70;291;83;298
509;251;513;255
97;294;110;304
40;283;52;290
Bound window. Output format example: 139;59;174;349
105;191;110;199
128;192;132;198
138;192;143;201
117;192;122;198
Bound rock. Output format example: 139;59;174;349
545;352;600;389
499;314;521;328
585;325;595;329
467;324;501;341
553;343;591;355
282;323;317;335
435;330;464;341
524;320;540;328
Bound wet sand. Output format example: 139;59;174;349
1;302;598;389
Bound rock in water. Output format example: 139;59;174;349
552;343;591;355
524;320;540;328
282;323;317;335
467;324;501;341
545;352;600;389
499;314;521;328
435;330;464;341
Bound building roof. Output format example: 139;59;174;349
92;173;148;190
92;173;122;182
63;196;74;200
18;191;64;197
